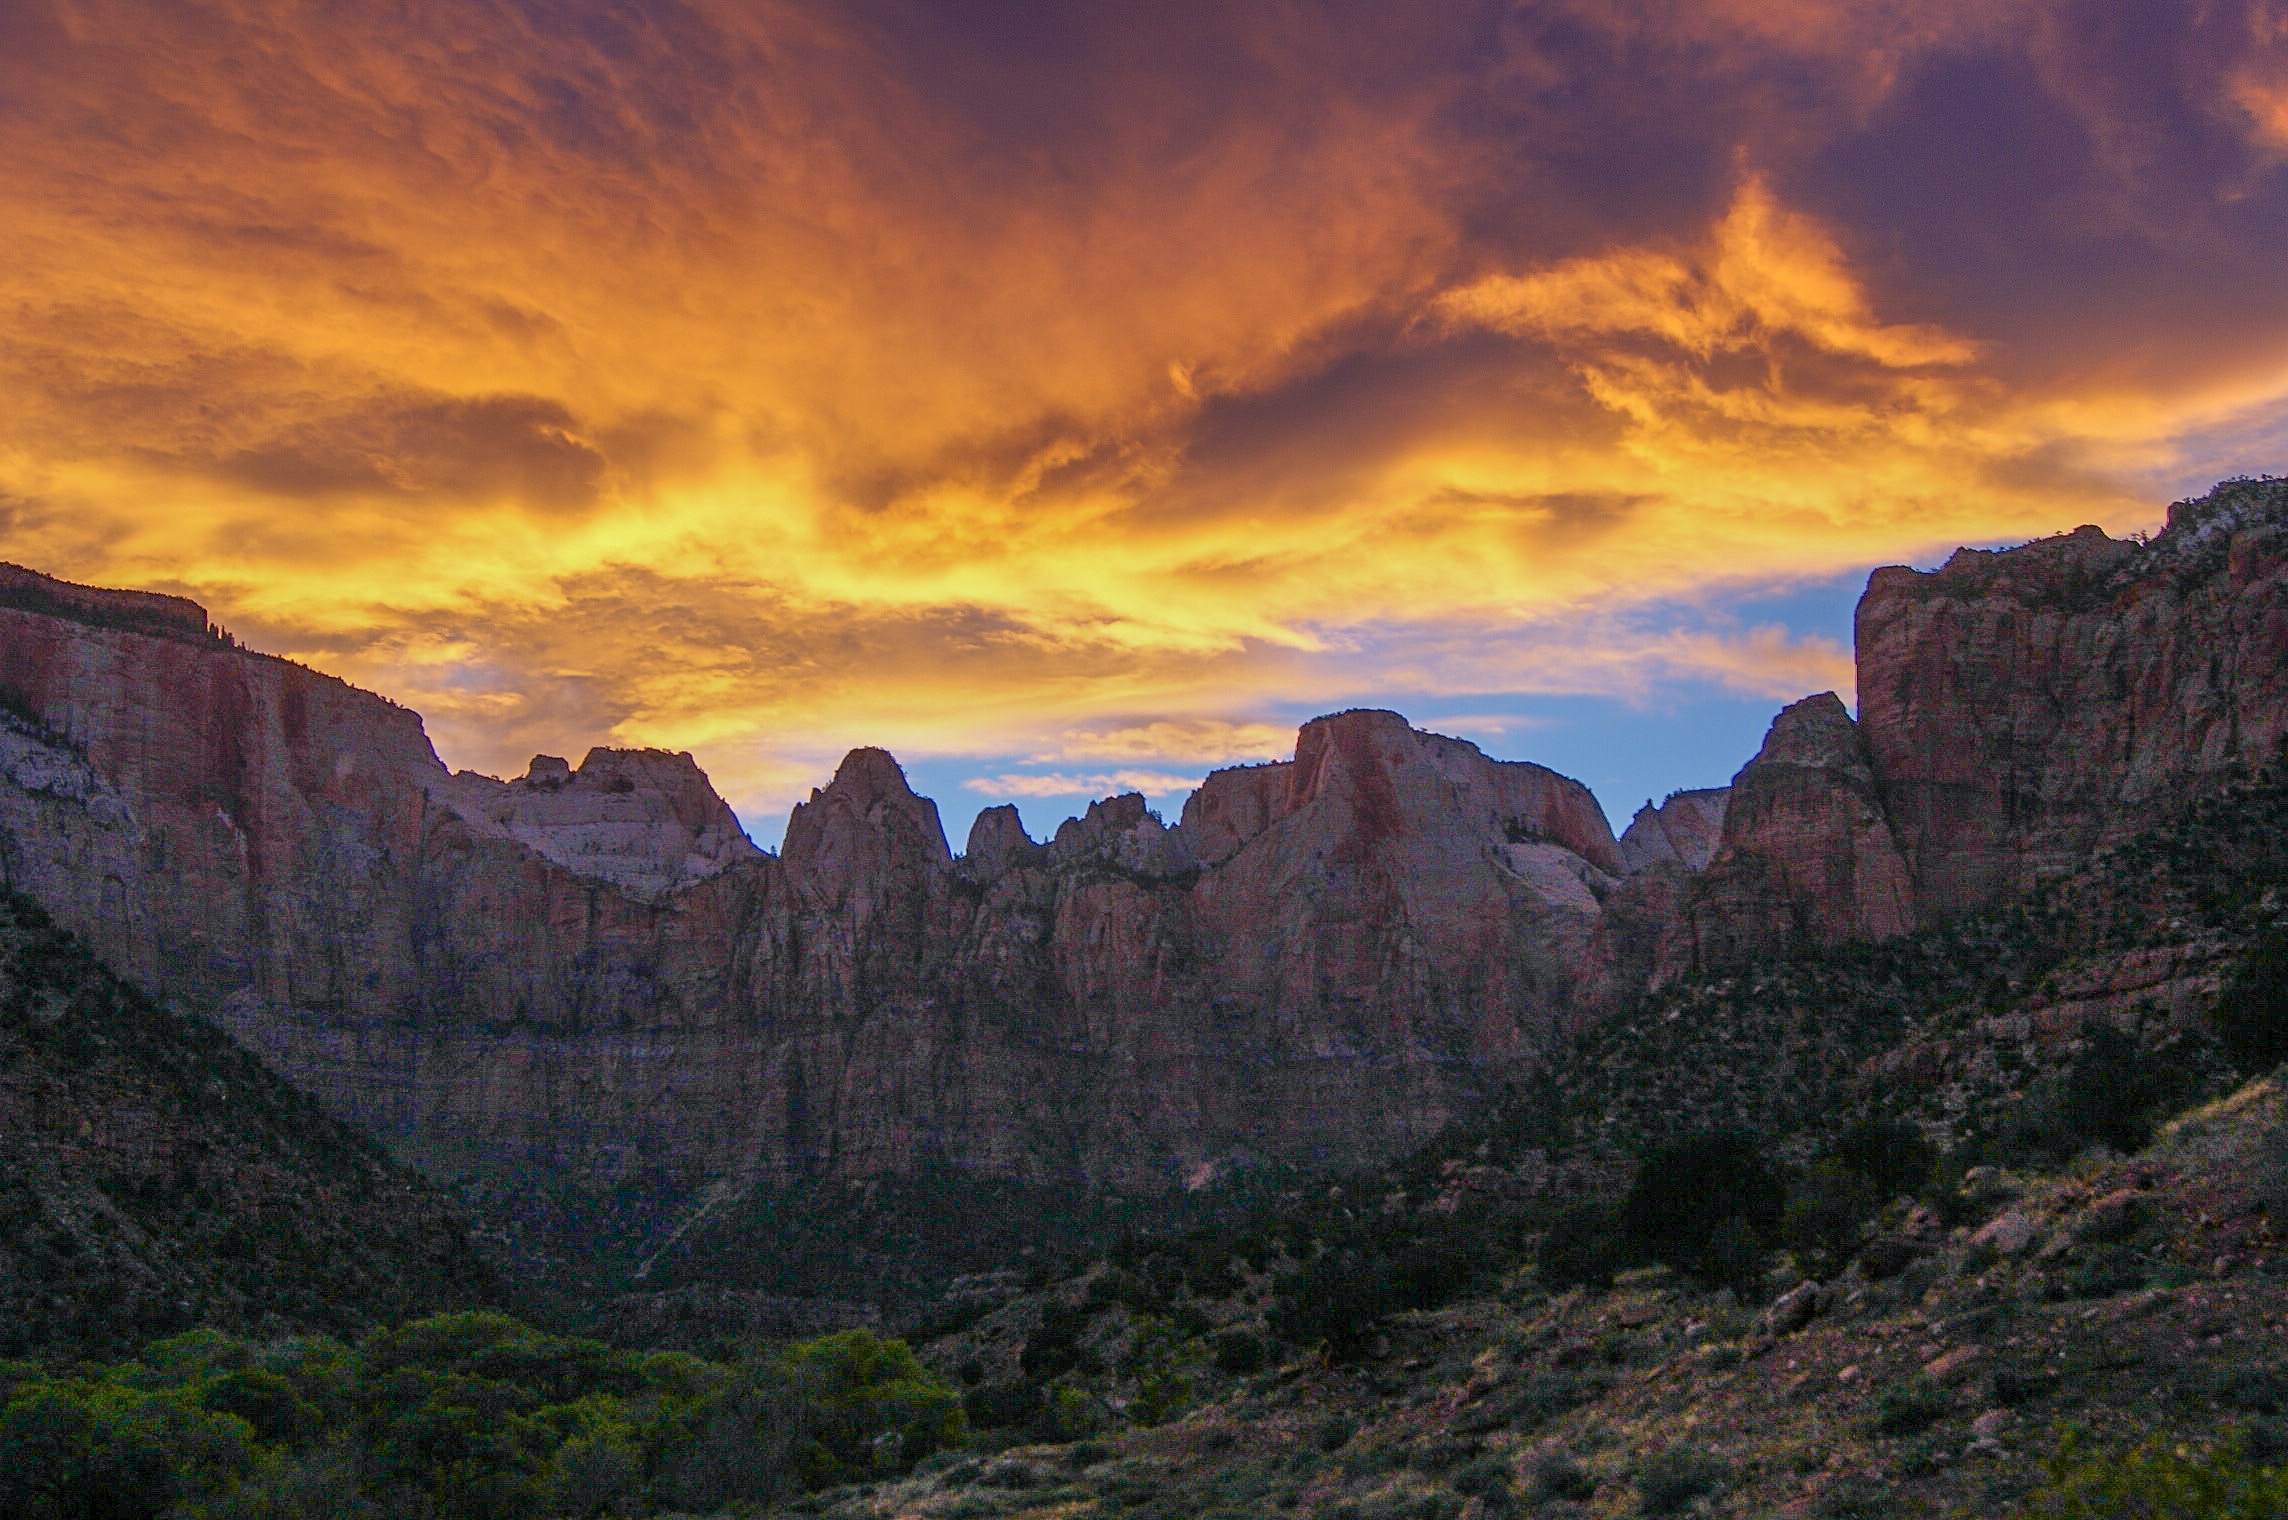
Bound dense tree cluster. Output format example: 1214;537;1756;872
0;1313;962;1519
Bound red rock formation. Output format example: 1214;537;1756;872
441;750;760;899
1;477;2281;1194
1617;789;1728;875
1858;481;2288;922
1666;693;1913;977
0;588;1633;1190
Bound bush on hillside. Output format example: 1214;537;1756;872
0;1313;963;1520
1535;1203;1621;1293
1829;1117;1939;1199
1267;1219;1480;1359
2012;1428;2288;1518
1782;1161;1882;1280
2216;922;2288;1074
1619;1131;1785;1295
1994;1023;2184;1164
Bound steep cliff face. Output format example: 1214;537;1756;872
0;579;1632;1191
1668;477;2288;969
1858;482;2288;920
1666;693;1913;977
440;749;760;899
1617;789;1728;875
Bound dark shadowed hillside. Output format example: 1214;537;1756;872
0;892;499;1361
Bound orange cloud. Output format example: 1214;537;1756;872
0;1;2284;824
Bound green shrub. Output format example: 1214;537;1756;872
1814;1474;1895;1518
1535;1203;1620;1293
1521;1447;1594;1503
0;1375;265;1520
1783;1162;1882;1279
1267;1220;1479;1358
1871;1375;1951;1436
1497;1371;1586;1432
2057;1246;2146;1299
1210;1328;1264;1375
782;1327;967;1484
1635;1444;1729;1515
1619;1132;1784;1293
1830;1119;1939;1199
2216;923;2288;1074
2012;1428;2288;1518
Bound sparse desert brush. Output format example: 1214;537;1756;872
2013;1428;2288;1518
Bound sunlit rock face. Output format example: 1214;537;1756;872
1617;788;1729;875
0;479;2281;1194
439;750;761;900
1667;477;2288;970
0;575;1632;1190
1663;692;1914;978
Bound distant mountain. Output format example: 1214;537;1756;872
0;891;496;1361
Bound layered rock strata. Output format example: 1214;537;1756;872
0;576;1635;1189
1656;478;2288;977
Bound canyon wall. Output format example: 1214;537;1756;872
1;478;2283;1193
1664;477;2288;975
0;587;1638;1191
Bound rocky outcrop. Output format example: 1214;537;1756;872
1666;693;1914;976
1617;789;1728;875
0;575;1633;1192
1858;482;2288;920
440;750;760;899
1665;477;2288;972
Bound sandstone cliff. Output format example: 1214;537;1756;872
0;580;1634;1192
1858;484;2288;919
1660;477;2288;976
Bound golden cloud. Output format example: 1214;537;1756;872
0;2;2284;824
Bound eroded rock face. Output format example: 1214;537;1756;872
1662;478;2288;972
1668;693;1914;976
440;749;761;899
0;577;1632;1190
1618;789;1729;875
1857;483;2288;921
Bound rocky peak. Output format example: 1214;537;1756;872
781;747;951;909
1748;691;1877;775
962;804;1041;881
1051;793;1197;878
1618;788;1730;874
1179;761;1294;866
436;746;758;900
1671;692;1912;974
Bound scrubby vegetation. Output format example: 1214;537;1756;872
0;1313;961;1518
0;893;497;1362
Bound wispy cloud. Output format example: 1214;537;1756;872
963;770;1205;800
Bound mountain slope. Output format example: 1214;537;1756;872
0;891;498;1361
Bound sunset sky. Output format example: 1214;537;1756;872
4;1;2287;846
